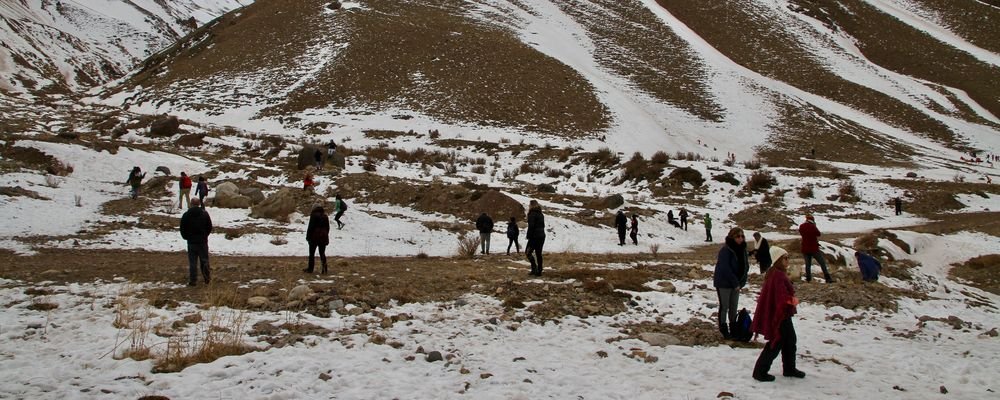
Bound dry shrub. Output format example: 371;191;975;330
651;151;669;164
456;233;481;258
712;172;739;186
649;243;660;257
838;180;858;202
471;165;487;174
590;147;620;167
666;167;704;187
519;163;546;175
949;254;1000;295
798;184;814;198
745;170;777;192
152;311;254;373
619;152;665;183
743;159;763;170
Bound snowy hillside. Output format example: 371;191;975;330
0;0;250;94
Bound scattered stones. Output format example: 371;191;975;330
596;351;608;358
480;373;493;379
985;328;998;337
250;188;298;220
426;351;443;362
328;300;345;310
717;392;734;399
288;285;313;301
154;166;171;175
247;297;270;308
149;115;180;136
940;386;948;394
182;314;202;324
459;367;470;374
639;332;681;347
319;372;332;381
658;282;677;293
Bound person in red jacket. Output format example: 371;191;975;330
798;214;832;283
751;246;806;381
178;172;193;209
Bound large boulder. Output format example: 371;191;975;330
214;182;253;209
240;188;265;205
468;190;525;221
149;115;180;137
297;145;326;170
251;188;298;220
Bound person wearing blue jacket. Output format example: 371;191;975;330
856;252;882;282
714;227;750;339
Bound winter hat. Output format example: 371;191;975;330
805;214;815;221
770;246;788;263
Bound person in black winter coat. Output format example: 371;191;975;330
304;205;331;274
525;200;545;276
615;210;627;245
180;198;213;286
750;232;772;273
475;213;494;254
713;227;750;339
506;217;520;254
679;208;689;231
629;214;638;245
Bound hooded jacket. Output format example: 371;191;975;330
475;214;494;233
750;268;796;347
798;220;821;254
526;207;545;240
307;208;330;246
713;236;749;288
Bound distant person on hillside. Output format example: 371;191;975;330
629;214;639;245
327;140;337;157
304;205;330;274
178;172;192;209
615;210;627;246
749;232;772;273
667;210;680;228
333;194;347;230
314;148;323;170
526;200;546;276
303;172;315;192
476;212;495;255
506;216;520;255
799;214;832;283
855;252;881;282
679;208;689;231
704;214;713;242
751;246;806;382
195;176;209;207
180;198;212;286
125;166;145;199
894;197;902;216
714;227;750;339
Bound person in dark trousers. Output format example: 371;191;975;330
314;148;323;170
195;176;209;207
750;232;772;274
667;210;680;228
526;200;545;276
506;216;520;255
855;251;882;282
751;246;806;382
178;171;192;209
304;205;330;274
126;166;145;199
799;215;833;283
629;214;639;245
615;210;627;245
327;140;337;157
476;212;494;254
180;198;213;286
679;208;689;231
714;227;749;339
704;214;713;242
333;194;347;229
894;197;902;216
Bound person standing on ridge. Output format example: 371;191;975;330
178;171;192;209
679;208;689;231
475;212;494;255
125;166;145;199
751;246;806;382
333;194;347;230
180;198;212;286
615;210;627;246
894;197;902;216
629;214;639;245
799;214;833;283
304;205;330;274
526;200;546;276
704;214;713;242
506;216;520;255
195;176;209;207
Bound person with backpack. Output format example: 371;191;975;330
178;172;192;209
750;232;772;273
506;216;520;255
751;246;806;381
679;208;689;230
125;167;145;199
856;251;882;282
313;148;323;170
327;140;337;157
333;194;347;230
714;227;750;339
799;214;833;283
629;214;638;245
526;200;545;276
704;214;713;242
180;198;213;286
304;205;330;274
614;210;627;246
476;212;495;255
195;176;209;207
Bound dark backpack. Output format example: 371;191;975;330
340;199;348;211
733;308;753;342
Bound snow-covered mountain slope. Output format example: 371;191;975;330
86;0;999;166
0;0;250;95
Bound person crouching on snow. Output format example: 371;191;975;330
751;246;807;382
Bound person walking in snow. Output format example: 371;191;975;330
714;227;750;339
615;210;628;246
679;208;689;231
195;176;209;207
304;205;330;274
476;212;495;255
894;197;902;216
125;166;145;199
855;251;881;282
526;200;546;276
327;140;337;157
314;148;323;170
799;214;833;283
333;194;347;230
750;232;772;274
180;198;212;286
506;216;520;255
704;214;713;242
303;171;315;192
629;214;639;245
178;172;192;209
751;246;806;382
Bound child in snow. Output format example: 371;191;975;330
751;246;806;382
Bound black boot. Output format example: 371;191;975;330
719;323;731;339
321;262;328;275
783;369;806;378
